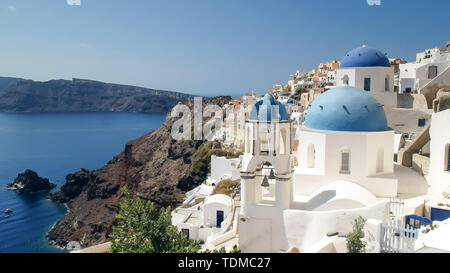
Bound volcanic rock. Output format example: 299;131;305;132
7;169;56;194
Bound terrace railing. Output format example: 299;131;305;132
380;220;418;253
389;197;405;220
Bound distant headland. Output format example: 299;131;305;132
0;77;195;113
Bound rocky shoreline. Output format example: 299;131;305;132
46;96;232;249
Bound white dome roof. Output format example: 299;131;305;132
204;194;233;207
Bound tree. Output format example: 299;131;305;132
346;216;367;253
290;86;307;100
110;187;201;253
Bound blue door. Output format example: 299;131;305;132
216;210;224;228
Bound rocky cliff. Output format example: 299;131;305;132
0;77;25;94
0;78;194;113
47;96;232;248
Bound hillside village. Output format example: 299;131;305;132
170;42;450;253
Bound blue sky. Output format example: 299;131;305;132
0;0;448;96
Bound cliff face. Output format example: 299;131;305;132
0;78;194;113
47;96;232;248
0;77;25;94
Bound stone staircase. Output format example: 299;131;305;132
398;124;430;167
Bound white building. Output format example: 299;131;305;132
399;59;450;94
427;109;450;198
209;155;242;184
295;86;398;198
416;43;450;64
238;87;427;253
327;70;337;86
203;194;233;228
415;218;450;253
399;43;450;94
172;193;234;243
335;45;397;109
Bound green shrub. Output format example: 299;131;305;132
290;86;307;100
203;245;241;253
346;216;367;253
110;187;201;253
212;179;241;196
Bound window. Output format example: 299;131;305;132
364;78;371;91
376;148;384;173
446;145;450;172
279;128;287;155
342;75;349;85
405;87;412;93
216;210;224;228
385;78;388;91
428;66;438;79
246;127;251;153
259;126;270;155
340;150;350;174
418;118;426;127
181;229;190;240
307;144;315;168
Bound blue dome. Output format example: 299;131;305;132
249;94;289;122
340;46;390;68
304;86;389;132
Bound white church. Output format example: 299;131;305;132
335;45;397;109
237;46;433;252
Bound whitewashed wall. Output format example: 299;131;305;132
336;66;396;108
283;201;389;251
295;129;397;197
203;194;233;227
427;110;450;197
210;155;241;182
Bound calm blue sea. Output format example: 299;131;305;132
0;112;166;253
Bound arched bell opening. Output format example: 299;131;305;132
256;161;277;204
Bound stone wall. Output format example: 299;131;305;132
396;93;429;110
397;94;415;108
412;153;430;176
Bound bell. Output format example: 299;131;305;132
268;169;276;180
261;176;269;188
